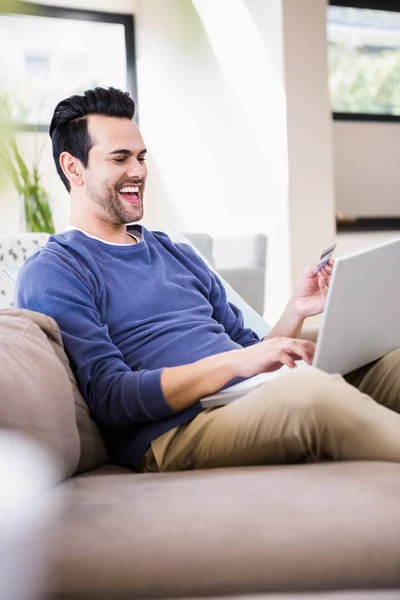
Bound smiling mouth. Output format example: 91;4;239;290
119;185;141;205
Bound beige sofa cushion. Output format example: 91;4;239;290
51;461;400;599
0;309;108;474
0;309;80;481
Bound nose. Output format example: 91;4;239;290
126;157;147;180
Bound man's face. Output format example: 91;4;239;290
84;115;147;225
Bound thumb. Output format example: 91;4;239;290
318;274;328;293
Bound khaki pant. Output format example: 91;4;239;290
141;349;400;472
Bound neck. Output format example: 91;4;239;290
70;200;137;245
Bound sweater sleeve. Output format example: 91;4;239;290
176;242;261;348
15;251;177;428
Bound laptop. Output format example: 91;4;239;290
201;236;400;408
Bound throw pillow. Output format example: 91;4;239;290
1;309;109;474
0;310;80;481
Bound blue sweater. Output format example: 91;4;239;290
15;226;260;470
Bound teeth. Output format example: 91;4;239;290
120;186;139;193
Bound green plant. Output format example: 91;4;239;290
0;118;55;234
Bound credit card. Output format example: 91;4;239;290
314;243;336;274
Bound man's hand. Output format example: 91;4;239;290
162;337;315;412
229;337;316;380
292;260;333;319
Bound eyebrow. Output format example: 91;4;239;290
108;148;147;156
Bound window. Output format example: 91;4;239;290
327;1;400;120
0;2;136;129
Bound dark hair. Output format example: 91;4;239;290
49;87;136;191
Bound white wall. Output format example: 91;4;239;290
282;0;336;288
333;121;400;217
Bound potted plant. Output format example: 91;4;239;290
0;99;55;234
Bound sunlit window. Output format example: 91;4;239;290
0;5;135;128
327;4;400;118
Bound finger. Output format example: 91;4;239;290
321;269;330;286
288;352;311;363
283;342;315;365
278;337;315;350
321;263;332;275
295;341;315;364
276;351;297;369
303;341;316;355
288;348;312;365
318;275;328;293
291;347;313;365
287;339;316;355
278;338;316;354
301;340;316;357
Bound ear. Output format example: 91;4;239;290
59;152;84;188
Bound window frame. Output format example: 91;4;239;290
1;0;137;132
329;0;400;123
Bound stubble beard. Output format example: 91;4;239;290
88;179;144;226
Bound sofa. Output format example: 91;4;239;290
1;234;400;599
182;232;267;316
0;232;50;309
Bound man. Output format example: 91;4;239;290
16;87;400;473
